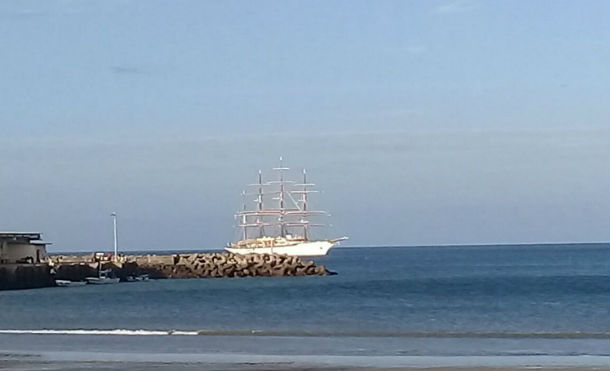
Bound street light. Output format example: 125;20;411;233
111;212;118;261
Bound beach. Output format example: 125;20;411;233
2;354;609;371
2;347;609;371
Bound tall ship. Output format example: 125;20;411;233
225;158;347;257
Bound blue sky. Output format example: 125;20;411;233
0;1;608;251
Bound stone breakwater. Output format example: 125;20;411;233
0;264;54;290
52;252;334;281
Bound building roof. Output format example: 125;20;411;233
0;232;43;241
30;240;52;245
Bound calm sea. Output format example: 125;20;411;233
0;244;608;369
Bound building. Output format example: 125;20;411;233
0;232;51;264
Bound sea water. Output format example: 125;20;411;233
0;244;608;369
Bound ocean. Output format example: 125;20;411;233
0;243;608;370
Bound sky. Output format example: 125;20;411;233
0;0;608;252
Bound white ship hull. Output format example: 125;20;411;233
226;240;335;257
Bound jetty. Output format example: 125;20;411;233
51;252;333;282
1;233;335;290
0;232;54;290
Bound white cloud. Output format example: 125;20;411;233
406;46;426;55
435;1;474;14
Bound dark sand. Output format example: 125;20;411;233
2;362;608;371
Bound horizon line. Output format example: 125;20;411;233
341;241;609;248
49;241;609;255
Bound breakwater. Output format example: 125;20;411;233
53;252;333;281
0;264;54;290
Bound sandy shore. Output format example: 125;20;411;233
2;354;608;371
2;362;608;371
2;344;608;371
97;370;603;371
5;368;608;371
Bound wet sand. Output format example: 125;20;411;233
2;353;608;371
5;368;608;371
2;362;608;371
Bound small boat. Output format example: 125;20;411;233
55;280;87;287
86;276;120;284
126;274;149;282
86;277;120;284
85;269;120;285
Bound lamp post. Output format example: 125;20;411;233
111;212;118;261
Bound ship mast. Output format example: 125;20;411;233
302;169;309;240
256;169;264;237
240;190;247;240
235;157;328;242
273;156;290;237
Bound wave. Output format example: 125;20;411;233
0;329;183;336
0;329;608;339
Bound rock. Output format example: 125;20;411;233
52;252;334;280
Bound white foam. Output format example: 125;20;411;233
168;330;199;336
0;329;199;336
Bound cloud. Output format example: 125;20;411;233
434;1;474;14
110;66;143;75
14;9;48;18
0;7;49;20
406;46;426;55
1;0;90;20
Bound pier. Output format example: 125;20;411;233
52;252;333;282
0;232;54;290
1;231;334;291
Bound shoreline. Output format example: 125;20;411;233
2;362;608;371
1;332;608;370
2;350;609;371
2;366;608;371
